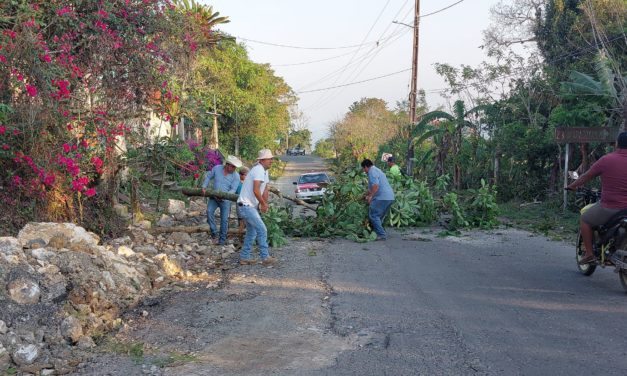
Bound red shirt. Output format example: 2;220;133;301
588;149;627;209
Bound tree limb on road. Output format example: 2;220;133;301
151;225;243;235
182;187;317;211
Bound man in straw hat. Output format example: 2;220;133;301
202;155;242;245
236;149;277;266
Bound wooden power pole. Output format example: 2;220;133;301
406;0;420;176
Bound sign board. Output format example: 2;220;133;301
555;127;620;144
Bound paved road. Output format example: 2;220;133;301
78;156;627;376
273;154;329;200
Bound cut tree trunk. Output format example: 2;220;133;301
182;187;317;211
151;225;243;235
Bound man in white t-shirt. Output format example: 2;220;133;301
237;149;277;266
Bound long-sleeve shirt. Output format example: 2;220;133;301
201;164;239;194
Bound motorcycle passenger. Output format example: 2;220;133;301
566;131;627;265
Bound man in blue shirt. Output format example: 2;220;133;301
361;158;395;240
202;155;242;245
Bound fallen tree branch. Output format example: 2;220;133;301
268;186;317;211
182;186;317;211
151;225;243;235
182;188;238;202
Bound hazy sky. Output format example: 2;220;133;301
205;0;500;143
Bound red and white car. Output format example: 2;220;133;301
293;172;331;202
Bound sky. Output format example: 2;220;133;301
204;0;501;144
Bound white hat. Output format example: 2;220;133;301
225;155;243;168
257;149;274;160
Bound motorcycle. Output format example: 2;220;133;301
572;185;627;292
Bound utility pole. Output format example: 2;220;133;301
207;94;219;150
406;0;420;176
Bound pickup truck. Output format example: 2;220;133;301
286;146;305;156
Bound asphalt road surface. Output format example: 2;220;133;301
273;154;329;200
78;156;627;376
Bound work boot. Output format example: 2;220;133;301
261;256;277;266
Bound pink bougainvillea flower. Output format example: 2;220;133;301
0;55;7;64
12;129;20;136
16;73;23;81
1;144;9;150
85;188;97;197
43;173;56;187
39;54;52;63
12;175;22;187
0;125;5;135
3;30;16;39
25;84;37;97
62;143;71;153
57;6;72;16
91;156;103;170
23;18;36;28
193;173;200;179
96;9;109;19
80;140;89;148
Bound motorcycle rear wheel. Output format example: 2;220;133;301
616;237;627;293
576;231;597;276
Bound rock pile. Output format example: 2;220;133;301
0;199;237;374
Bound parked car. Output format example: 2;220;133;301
286;146;305;156
293;172;331;202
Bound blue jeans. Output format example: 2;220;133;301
207;199;232;244
369;199;394;238
239;205;269;260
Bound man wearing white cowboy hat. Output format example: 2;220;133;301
202;155;242;245
237;149;277;265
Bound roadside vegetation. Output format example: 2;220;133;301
0;0;624;241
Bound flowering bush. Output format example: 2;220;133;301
0;1;218;233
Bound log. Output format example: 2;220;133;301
151;225;244;235
182;186;318;211
182;188;238;202
268;186;317;211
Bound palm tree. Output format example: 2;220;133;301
561;52;627;131
560;52;627;170
408;100;483;189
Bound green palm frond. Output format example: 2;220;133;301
594;53;617;99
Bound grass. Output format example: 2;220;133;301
152;353;199;368
103;339;145;363
499;199;580;242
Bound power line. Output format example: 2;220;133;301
304;1;413;110
419;0;464;19
272;50;357;67
237;37;378;50
297;68;412;94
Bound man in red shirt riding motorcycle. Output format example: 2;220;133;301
566;131;627;265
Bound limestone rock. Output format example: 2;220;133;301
113;204;129;217
11;344;39;366
189;199;206;212
77;336;95;349
17;223;100;249
0;343;9;367
117;246;135;258
167;199;186;215
135;245;158;256
60;316;83;343
0;237;22;255
7;277;41;304
166;232;192;245
25;238;46;249
156;214;174;227
0;320;7;334
30;248;56;262
135;220;152;230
